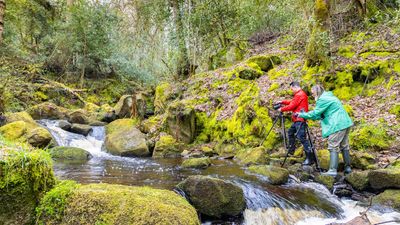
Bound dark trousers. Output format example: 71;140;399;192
288;121;311;153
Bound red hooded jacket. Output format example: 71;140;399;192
280;89;309;122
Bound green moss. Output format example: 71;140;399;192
389;104;400;117
0;121;27;140
234;146;268;165
305;28;329;67
181;157;211;169
153;135;183;158
386;76;398;90
343;104;354;117
37;183;200;225
363;40;389;51
49;147;92;162
333;85;362;100
350;124;392;151
235;65;263;80
315;175;335;190
338;45;355;58
34;91;49;101
373;189;400;211
345;171;369;191
248;165;289;185
246;55;281;72
105;119;139;135
368;168;400;190
351;152;376;170
336;70;353;86
267;68;288;80
268;83;280;92
154;82;172;114
360;51;392;58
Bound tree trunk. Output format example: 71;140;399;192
169;0;190;79
0;0;5;45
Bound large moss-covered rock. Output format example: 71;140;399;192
113;95;133;118
0;121;27;140
27;102;70;120
368;168;400;190
248;165;289;185
0;148;56;225
182;157;211;169
36;183;200;225
5;111;36;124
105;119;149;157
27;127;53;148
153;135;183;158
67;109;90;124
50;146;92;162
166;102;196;144
373;189;400;211
234;146;267;165
70;123;92;136
345;171;369;191
177;175;245;218
246;55;281;72
351;152;376;170
315;174;335;190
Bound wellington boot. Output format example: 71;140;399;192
322;151;338;177
302;150;315;166
342;149;352;175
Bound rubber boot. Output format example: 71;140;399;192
302;149;315;166
323;150;338;177
342;149;352;175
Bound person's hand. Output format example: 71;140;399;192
278;108;282;112
293;112;299;117
275;101;282;104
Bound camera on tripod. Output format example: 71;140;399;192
273;103;282;110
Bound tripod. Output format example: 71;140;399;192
259;112;288;158
294;122;321;172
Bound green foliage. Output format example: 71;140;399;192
350;123;392;151
338;46;355;58
390;104;400;117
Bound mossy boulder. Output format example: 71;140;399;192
154;83;172;114
37;183;200;225
200;146;216;157
153;135;184;158
315;174;335;190
70;123;92;136
368;168;400;190
105;119;149;157
246;55;281;72
27;102;70;120
58;120;72;131
345;171;369;191
248;165;289;185
373;189;400;211
182;157;211;169
140;115;162;134
67;109;90;124
351;152;376;170
5;111;36;124
236;66;263;80
0;148;56;225
27;127;53;148
176;175;245;218
0;121;27;140
234;146;267;165
113;95;133;119
50;146;92;162
166;102;196;144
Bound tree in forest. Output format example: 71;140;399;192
0;0;5;45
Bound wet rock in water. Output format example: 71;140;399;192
153;135;184;158
345;171;369;191
27;102;70;120
166;102;196;144
372;189;400;211
329;214;372;225
27;127;53;148
0;121;27;140
67;109;90;124
70;123;92;136
89;121;107;126
287;164;312;181
113;95;133;118
182;157;211;169
215;143;240;159
248;165;289;185
200;146;216;157
315;174;335;190
58;120;72;131
368;168;400;190
36;182;200;225
49;146;92;161
105;119;149;157
333;183;353;198
234;146;268;165
351;152;376;170
176;175;245;218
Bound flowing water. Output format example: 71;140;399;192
39;120;400;225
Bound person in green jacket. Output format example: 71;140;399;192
297;85;353;176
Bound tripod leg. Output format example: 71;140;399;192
260;115;280;147
306;126;321;172
281;115;290;168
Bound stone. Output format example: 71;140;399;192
113;95;133;119
27;127;53;148
70;124;92;136
105;119;149;157
67;109;90;124
37;183;200;225
49;146;92;161
58;120;72;131
368;168;400;190
315;174;335;190
5;111;35;124
351;152;376;170
27;102;70;120
246;55;281;72
234;146;267;165
166;102;196;144
182;157;211;169
200;146;216;157
373;189;400;211
0;121;27;140
153;135;183;158
176;175;245;218
248;165;289;185
345;171;369;191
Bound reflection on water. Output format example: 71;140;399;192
40;120;400;225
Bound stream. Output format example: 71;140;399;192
39;120;400;225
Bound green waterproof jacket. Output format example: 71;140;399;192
299;91;353;138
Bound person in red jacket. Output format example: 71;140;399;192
276;81;314;165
